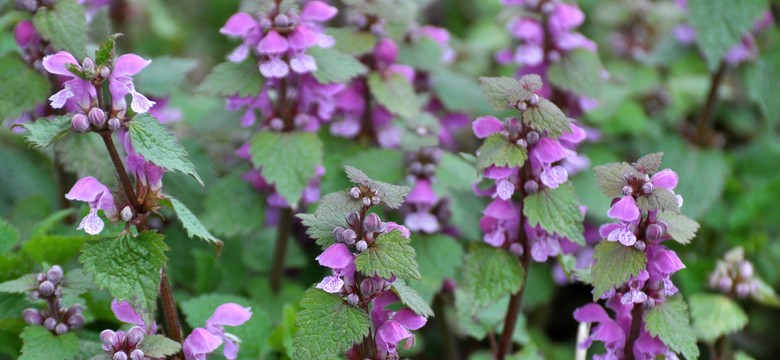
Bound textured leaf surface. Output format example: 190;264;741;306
591;241;646;299
195;60;264;97
201;172;266;238
355;230;421;280
476;134;528;172
138;335;181;358
326;27;377;56
659;211;699;244
368;72;419;118
0;217;19;254
524;185;585;245
0;274;37;293
522;99;571;138
33;0;87;56
398;37;443;71
56;132;115;180
637;188;680;213
689;0;768;69
21;235;84;267
298;191;362;247
19;326;79;360
594;162;638;197
430;68;491;113
479;75;540;110
463;243;524;311
410;234;464;304
22;116;72;149
169;197;222;249
645;294;700;360
344;166;410;209
0;55;50;120
309;47;368;84
292;289;371;360
548;49;603;98
392;280;434;317
632;152;664;174
134;56;198;96
80;231;168;327
690;294;748;342
128;114;203;186
250;131;323;207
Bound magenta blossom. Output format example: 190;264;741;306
183;303;252;360
42;52;97;109
315;243;357;293
370;292;427;359
65;176;117;235
111;299;157;334
109;54;155;113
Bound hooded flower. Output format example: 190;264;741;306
111;299;157;334
42;52;97;109
65;177;116;235
315;243;356;293
183;303;252;360
109;54;155;113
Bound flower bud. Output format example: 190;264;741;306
36;273;46;282
100;330;118;350
524;180;539;194
349;187;361;199
108;117;122;131
717;277;733;293
548;50;561;62
371;196;381;205
44;317;56;330
15;0;38;11
113;352;128;360
642;182;654;194
269;118;284;131
67;313;84;328
23;309;42;325
346;293;359;306
126;326;145;347
409;161;423;174
29;290;40;300
38;280;55;297
516;101;528;111
736;283;751;298
129;349;145;360
515;139;527;148
361;197;371;207
526;131;540;145
333;227;345;242
509;243;524;256
259;17;272;29
346;212;360;227
47;265;63;284
99;66;111;78
71;113;89;132
506;118;522;133
82;58;96;73
65;304;82;317
656;220;668;234
55;323;68;335
121;206;133;222
739;261;754;278
342;229;357;245
274;14;291;27
363;213;382;233
633;240;646;251
356;240;368;252
294;113;309;128
529;94;540;105
88;107;106;127
621;185;633;196
645;224;663;241
360;278;376;296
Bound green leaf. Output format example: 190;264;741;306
398;37;443;71
249;131;324;207
367;72;420;118
0;274;37;294
298;191;363;247
645;294;700;360
326;27;377;56
60;269;94;296
658;143;727;219
463;242;524;311
168;197;222;250
548;49;603;98
430;68;492;113
479;75;540;110
137;335;181;358
591;241;647;299
435;152;478;192
19;326;79;360
391;280;434;317
637;188;680;213
688;0;768;69
134;56;198;96
524;185;585;245
94;34;118;67
0;218;19;254
633;152;664;174
749;48;780;126
195;60;264;97
292;289;371;360
522;99;571;138
659;211;699;245
309;47;368;84
343;148;406;184
201;172;266;238
0;55;50;120
22;116;72;149
80;231;168;328
690;293;748;342
128;113;203;186
751;279;780;308
21;235;84;265
355;230;421;280
344;166;410;209
33;0;87;56
593;162;638;198
410;234;464;304
56;132;115;180
475;134;528;172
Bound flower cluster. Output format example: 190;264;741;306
100;326;148;360
22;265;84;335
709;247;761;298
183;303;252;360
401;147;453;234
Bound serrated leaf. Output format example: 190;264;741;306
355;230;421;280
479;75;540;110
548;49;603;98
368;72;420;118
591;241;647;299
201;172;266;238
326;27;377;56
398;37;443;71
309;47;368;84
688;0;768;69
430;68;491;113
249;131;323;207
463;242;524;311
435;152;477;192
134;56;198;96
344;166;410;209
593;162;638;198
645;294;700;360
94;34;118;67
195;60;264;97
292;289;371;360
0;274;37;293
21;116;72;149
658;143;727;219
19;326;79;360
391;280;434;317
751;279;780;308
690;294;748;342
659;211;699;244
128;113;203;186
168;197;222;250
0;217;19;254
32;0;87;56
0;55;50;120
80;231;168;328
21;234;84;265
632;152;664;174
137;335;181;358
475;134;528;172
637;188;680;213
56;132;115;180
60;269;94;296
410;234;464;304
298;191;363;247
524;185;585;245
522;99;571;138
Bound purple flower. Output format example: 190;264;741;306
65;176;116;235
607;196;640;222
473;116;504;138
14;20;39;48
183;303;252;360
111;299;158;334
574;303;625;351
316;243;356;293
370;292;427;358
42;52;97;109
109;54;155;113
480;199;520;247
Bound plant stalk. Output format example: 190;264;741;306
624;303;645;360
270;208;293;293
695;61;726;146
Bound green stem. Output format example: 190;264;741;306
270;208;293;294
695;61;726;147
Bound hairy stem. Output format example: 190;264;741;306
98;131;140;211
624;303;645;360
712;335;729;360
270;208;293;294
695;61;726;147
159;269;183;345
434;294;460;360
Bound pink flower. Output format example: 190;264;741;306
42;52;97;109
315;243;356;293
472;116;504;138
111;299;157;334
183;303;252;360
607;196;640;222
109;54;156;113
65;177;116;235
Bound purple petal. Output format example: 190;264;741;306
496;178;515;200
405;212;440;233
406;179;436;205
14;20;37;48
483;228;506;247
483;166;516;180
228;44;250;63
634;331;666;355
316;243;355;269
111;300;145;327
508;18;543;42
674;25;697;45
653;249;685;274
484;198;519;220
386;222;410;238
540;165;568;188
650;169;678;190
288;26;318;50
598;222;621;239
77;209;104;235
222;337;239;359
608;225;637;246
258;30;289;54
377;320;412;345
559;122;586;145
593;322;625;345
49;88;74;109
530;235;562;262
220;12;257;36
573;303;610;323
183;328;223;355
532;138;567;163
607;196;640;222
393;308;427;330
113;54;151;78
513;44;544;66
549;3;584;32
206;303;252;327
300;1;338;22
42;51;79;77
316;275;344;293
65;176;111;203
259;58;289;78
290;53;317;73
130;91;156;114
375;39;398;64
472;116;503;138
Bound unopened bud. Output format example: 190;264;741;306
333;227;345;242
346;212;360;227
371;196;380;205
108;117;122;131
349;187;361;199
15;0;38;11
82;58;96;73
99;66;111;78
524;180;539;194
129;349;145;360
38;280;55;297
36;273;46;282
55;323;68;335
621;185;633;196
516;101;528;111
509;243;524;256
113;352;128;360
23;309;42;325
645;224;663;241
633;240;646;251
346;293;359;305
67;313;84;328
65;304;82;317
548;50;561;62
529;94;540;105
515;139;527;148
29;290;40;300
121;206;133;222
71;113;89;132
506;118;522;133
360;278;376;296
126;326;144;347
294;113;309;128
422;163;436;175
356;240;368;252
342;229;357;245
739;261;754;278
100;330;119;350
274;14;291;27
361;197;371;207
44;317;56;330
642;182;654;194
269;118;284;131
88;107;106;127
409;161;423;174
47;265;63;284
526;131;539;145
363;213;381;233
736;283;751;298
